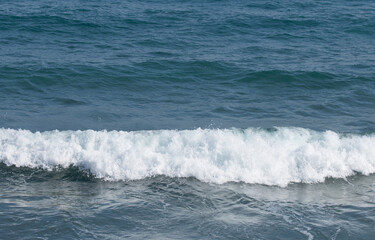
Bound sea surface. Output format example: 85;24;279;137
1;0;375;239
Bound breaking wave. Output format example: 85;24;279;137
1;127;374;186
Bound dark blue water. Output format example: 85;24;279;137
1;0;375;239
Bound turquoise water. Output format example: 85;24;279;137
1;0;375;239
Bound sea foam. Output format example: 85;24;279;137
1;127;374;186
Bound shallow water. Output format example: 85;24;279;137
1;164;375;239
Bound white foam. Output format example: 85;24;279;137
1;127;374;186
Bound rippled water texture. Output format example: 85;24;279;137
1;0;374;132
1;165;375;239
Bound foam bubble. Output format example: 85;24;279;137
1;127;374;186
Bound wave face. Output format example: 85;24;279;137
1;127;374;186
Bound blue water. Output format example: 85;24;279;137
1;0;375;239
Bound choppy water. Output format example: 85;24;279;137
1;0;375;239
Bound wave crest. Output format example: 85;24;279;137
1;128;374;186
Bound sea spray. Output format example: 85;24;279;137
1;127;374;186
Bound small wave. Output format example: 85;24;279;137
1;128;374;186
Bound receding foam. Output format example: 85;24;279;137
1;127;374;186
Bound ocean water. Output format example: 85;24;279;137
1;0;375;239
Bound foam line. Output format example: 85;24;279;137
1;128;374;186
